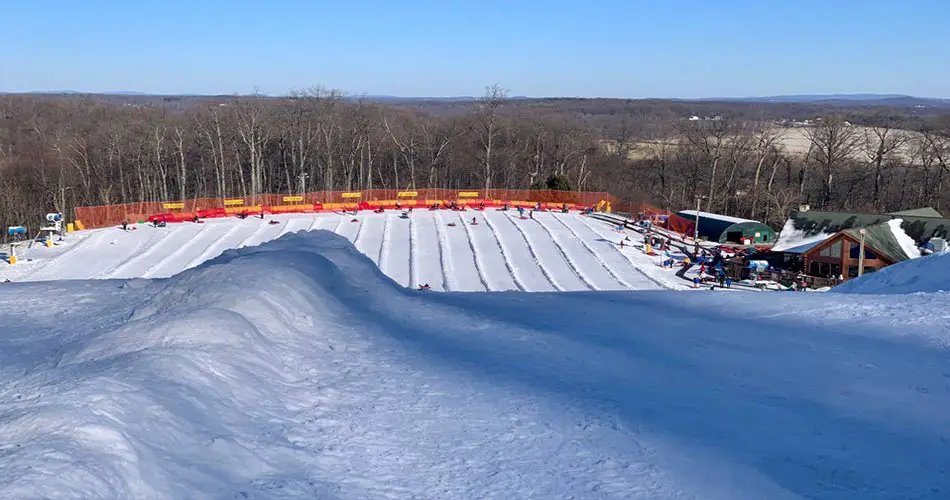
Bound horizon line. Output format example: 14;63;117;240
2;90;949;102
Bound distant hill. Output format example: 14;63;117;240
350;95;532;103
6;91;946;107
689;94;950;108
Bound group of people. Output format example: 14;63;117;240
236;212;266;220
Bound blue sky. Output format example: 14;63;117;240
2;0;948;98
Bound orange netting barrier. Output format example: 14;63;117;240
74;189;627;229
633;203;695;238
667;214;696;237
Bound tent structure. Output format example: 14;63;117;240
675;210;775;245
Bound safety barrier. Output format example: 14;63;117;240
636;203;695;238
73;189;627;229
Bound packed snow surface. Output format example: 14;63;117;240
0;211;663;291
1;230;949;499
836;250;949;294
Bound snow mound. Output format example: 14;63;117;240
2;230;950;498
836;251;950;294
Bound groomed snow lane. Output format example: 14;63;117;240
1;211;664;292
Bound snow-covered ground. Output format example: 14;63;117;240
1;211;679;291
1;230;949;499
835;250;949;294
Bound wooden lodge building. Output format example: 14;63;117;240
771;207;950;282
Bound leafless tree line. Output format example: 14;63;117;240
1;88;950;236
0;86;608;233
636;114;950;226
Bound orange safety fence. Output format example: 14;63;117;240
74;189;626;229
667;214;696;238
633;203;695;238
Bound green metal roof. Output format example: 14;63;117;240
840;222;911;263
887;207;943;218
675;211;775;243
787;209;950;244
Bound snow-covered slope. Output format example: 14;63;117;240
835;251;950;294
1;231;949;499
1;211;666;292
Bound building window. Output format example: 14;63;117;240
809;261;841;278
819;241;842;258
849;243;878;260
829;241;841;258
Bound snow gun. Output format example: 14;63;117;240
7;226;26;236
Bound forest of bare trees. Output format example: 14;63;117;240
2;87;950;238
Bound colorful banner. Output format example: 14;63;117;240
224;199;245;206
163;202;185;209
397;191;418;197
282;195;304;202
342;192;362;199
458;191;479;198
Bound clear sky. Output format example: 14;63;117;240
2;0;948;98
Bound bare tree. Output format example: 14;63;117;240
471;84;507;193
749;123;782;218
679;117;732;211
234;99;269;196
862;116;909;210
803;115;861;208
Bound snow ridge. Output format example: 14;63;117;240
182;220;246;270
551;213;632;288
577;215;678;290
379;214;392;274
532;216;597;290
102;228;171;279
480;211;527;291
331;214;345;234
408;215;419;289
22;230;106;280
433;211;457;291
239;218;276;248
502;213;564;291
141;223;213;278
307;215;326;231
98;226;168;277
352;216;367;247
457;212;493;292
